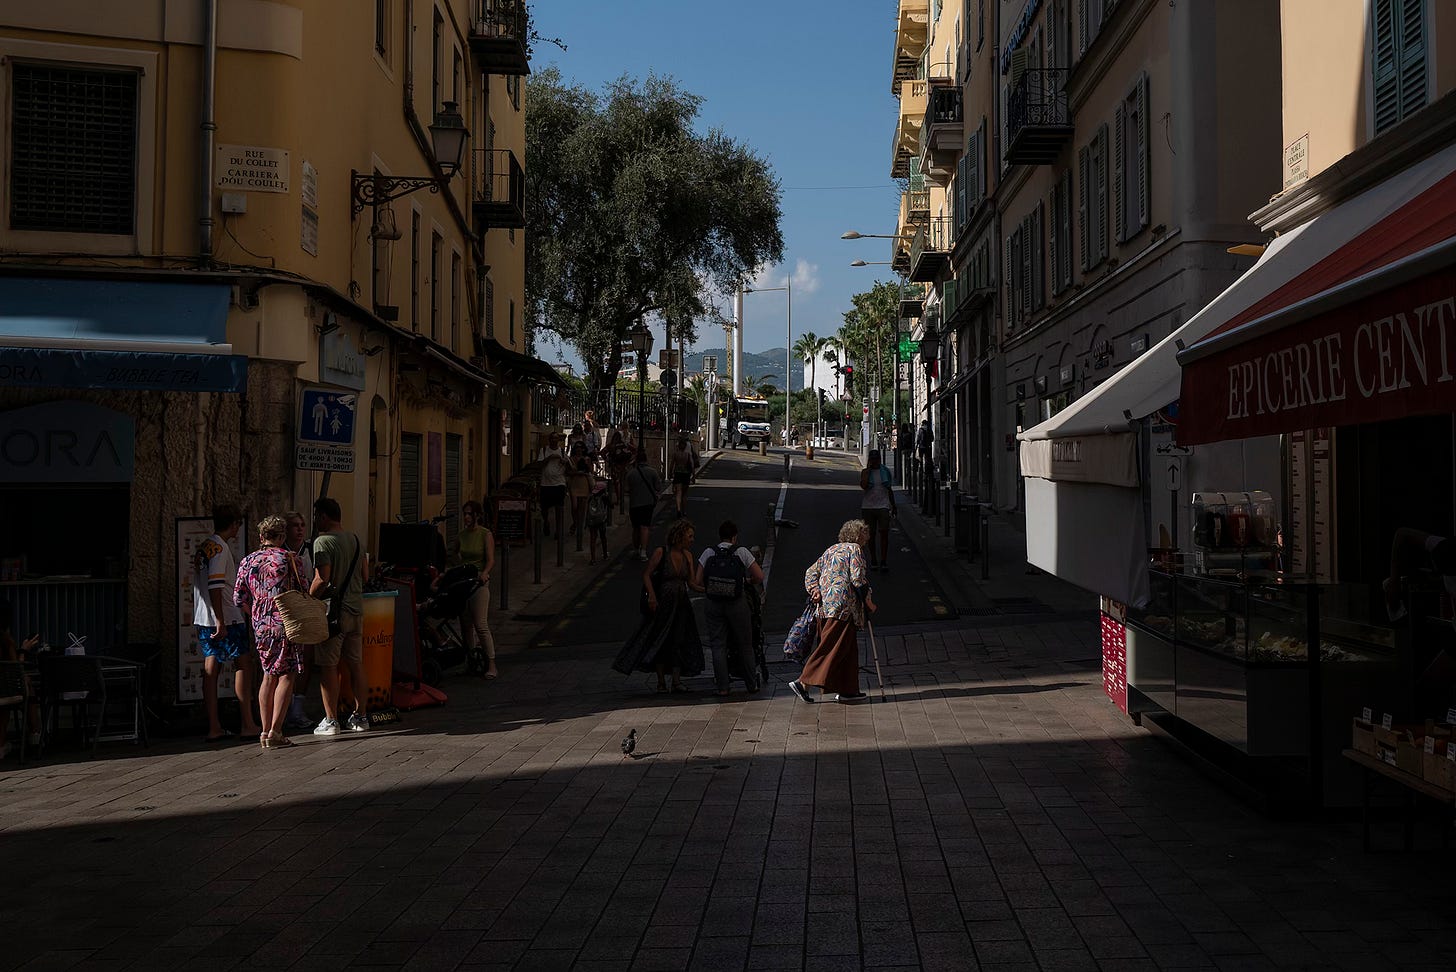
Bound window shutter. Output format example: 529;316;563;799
1136;73;1150;232
1048;186;1060;297
908;156;925;192
1095;125;1109;264
1113;98;1127;243
1398;0;1427;121
1372;0;1399;132
1020;218;1032;320
1079;0;1089;56
1060;171;1074;290
1078;144;1090;272
976;121;988;201
1032;204;1046;312
1005;235;1016;323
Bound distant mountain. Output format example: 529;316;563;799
684;347;803;393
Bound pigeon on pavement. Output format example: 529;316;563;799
620;729;637;757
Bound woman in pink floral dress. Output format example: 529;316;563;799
234;515;307;748
789;518;877;704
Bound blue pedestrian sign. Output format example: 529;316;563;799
296;387;357;472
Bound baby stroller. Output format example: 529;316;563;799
415;564;483;685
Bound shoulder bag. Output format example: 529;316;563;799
275;551;330;646
324;534;362;637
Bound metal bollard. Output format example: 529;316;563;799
759;439;767;456
500;538;510;611
783;452;791;481
943;484;953;538
533;512;543;584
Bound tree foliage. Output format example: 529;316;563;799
836;280;900;406
525;69;784;390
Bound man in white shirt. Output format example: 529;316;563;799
538;433;568;538
697;520;765;696
192;504;261;742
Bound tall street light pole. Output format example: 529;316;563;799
629;324;654;452
742;278;791;447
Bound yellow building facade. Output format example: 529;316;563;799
0;0;541;698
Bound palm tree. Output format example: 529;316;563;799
792;331;829;438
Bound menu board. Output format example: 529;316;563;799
1100;613;1129;714
493;497;530;544
176;516;246;702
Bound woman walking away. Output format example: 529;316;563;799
626;447;662;561
234;515;308;748
667;435;697;518
859;449;897;570
605;428;633;508
613;519;705;692
789;519;877;704
447;500;498;678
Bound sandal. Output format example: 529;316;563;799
268;731;295;749
259;732;270;750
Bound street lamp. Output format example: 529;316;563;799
742;279;791;448
629;324;654;449
350;101;470;215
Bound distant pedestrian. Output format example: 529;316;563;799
233;515;307;749
310;498;369;736
613;518;704;692
626;447;662;561
697;520;764;697
567;453;595;536
859;449;897;570
192;503;263;742
605;429;633;508
582;409;600;456
668;435;698;517
538;433;568;538
896;422;913;477
586;482;611;564
915;419;934;472
566;423;586;457
446;500;497;678
789;518;877;704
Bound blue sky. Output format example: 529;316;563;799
530;0;902;372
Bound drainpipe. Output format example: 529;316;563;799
199;0;218;262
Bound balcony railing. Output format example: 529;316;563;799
891;78;929;178
906;188;930;221
908;215;951;282
918;87;963;181
468;0;530;76
1006;68;1072;165
890;0;930;94
473;148;525;230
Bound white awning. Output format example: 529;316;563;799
1025;477;1150;607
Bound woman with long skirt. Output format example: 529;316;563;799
789;518;877;704
613;519;705;692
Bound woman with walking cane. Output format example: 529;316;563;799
789;518;877;704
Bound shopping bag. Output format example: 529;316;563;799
782;600;818;662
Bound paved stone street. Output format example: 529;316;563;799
5;600;1456;970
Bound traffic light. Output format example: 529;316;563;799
817;388;827;407
842;365;854;378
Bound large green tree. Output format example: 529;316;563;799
525;69;784;390
836;280;900;415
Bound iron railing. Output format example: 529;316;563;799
1008;68;1070;138
474;148;524;208
532;385;700;438
910;215;952;264
471;0;528;42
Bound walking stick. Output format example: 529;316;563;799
865;618;885;697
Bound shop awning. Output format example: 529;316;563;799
481;338;569;387
0;276;247;392
1176;149;1456;445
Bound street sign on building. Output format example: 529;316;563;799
296;386;357;472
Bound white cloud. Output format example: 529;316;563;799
745;259;820;295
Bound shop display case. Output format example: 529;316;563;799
1125;572;1398;803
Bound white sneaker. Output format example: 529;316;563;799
346;712;370;732
835;692;869;703
313;718;342;736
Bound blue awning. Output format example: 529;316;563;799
0;277;231;346
0;276;246;392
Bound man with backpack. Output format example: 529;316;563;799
696;520;764;696
860;449;898;570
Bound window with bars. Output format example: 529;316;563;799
1114;73;1149;243
1372;0;1427;134
1078;124;1109;272
8;63;139;235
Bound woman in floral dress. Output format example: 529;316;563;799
789;518;877;704
234;514;307;748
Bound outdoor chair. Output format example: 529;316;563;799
0;660;29;763
38;654;108;752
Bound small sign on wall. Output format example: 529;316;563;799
1283;134;1309;190
217;144;290;193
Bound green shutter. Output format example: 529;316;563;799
1095;125;1109;264
1078;144;1090;272
1114;97;1126;243
1398;0;1428;121
908;156;925;192
1373;0;1400;132
1136;73;1150;232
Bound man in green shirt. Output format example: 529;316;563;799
310;497;369;735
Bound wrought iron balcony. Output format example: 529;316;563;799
908;215;951;282
919;86;962;181
1006;68;1072;165
473;148;524;230
468;0;530;76
890;78;928;179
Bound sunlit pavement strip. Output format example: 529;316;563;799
2;620;1455;970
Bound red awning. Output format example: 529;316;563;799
1177;159;1456;446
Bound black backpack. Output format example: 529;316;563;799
702;544;747;602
